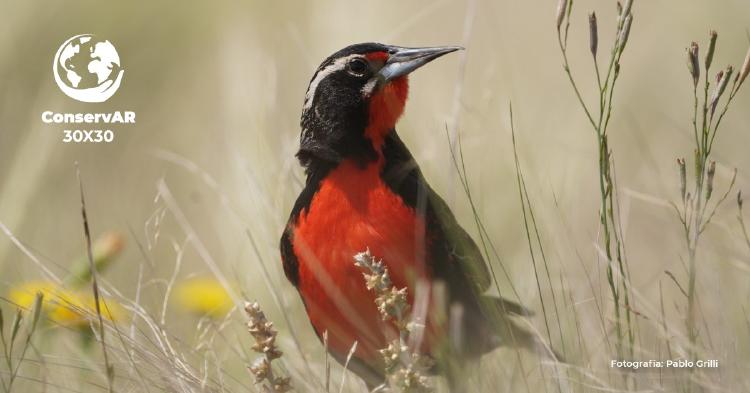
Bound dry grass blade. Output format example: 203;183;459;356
338;341;358;393
76;164;115;393
509;103;567;393
323;330;330;393
1;293;43;393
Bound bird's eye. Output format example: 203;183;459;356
347;58;368;76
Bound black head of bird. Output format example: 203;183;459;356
296;43;460;169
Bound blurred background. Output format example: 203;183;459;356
1;0;749;392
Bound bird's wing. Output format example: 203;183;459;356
380;130;491;295
279;226;299;287
422;181;493;294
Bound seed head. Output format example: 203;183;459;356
380;342;407;373
355;250;432;392
271;378;292;393
355;250;410;324
250;358;271;383
245;301;292;392
393;365;432;393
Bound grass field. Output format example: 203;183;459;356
1;0;750;392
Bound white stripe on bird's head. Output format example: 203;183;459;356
302;54;360;111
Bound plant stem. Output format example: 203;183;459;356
556;3;636;363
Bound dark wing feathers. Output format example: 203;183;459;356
280;227;298;286
380;130;491;296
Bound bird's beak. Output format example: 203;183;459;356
378;45;462;83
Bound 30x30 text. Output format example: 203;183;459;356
63;129;114;143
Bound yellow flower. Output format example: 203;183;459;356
174;277;233;319
77;293;127;325
9;281;71;322
8;281;53;309
8;281;126;327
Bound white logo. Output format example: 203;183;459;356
53;34;124;103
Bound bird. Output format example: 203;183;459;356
280;43;559;390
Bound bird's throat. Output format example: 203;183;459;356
364;76;409;150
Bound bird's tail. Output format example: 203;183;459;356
482;295;565;363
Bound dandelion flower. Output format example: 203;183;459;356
174;277;233;319
9;281;54;307
8;281;125;327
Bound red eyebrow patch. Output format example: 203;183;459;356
365;51;389;62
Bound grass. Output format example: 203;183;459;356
0;292;43;393
671;26;749;393
1;1;750;393
77;166;115;392
556;0;636;365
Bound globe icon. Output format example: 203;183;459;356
53;34;124;103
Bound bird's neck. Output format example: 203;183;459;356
297;78;408;174
364;76;408;151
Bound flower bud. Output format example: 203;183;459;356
556;0;568;31
618;14;633;55
621;0;634;17
589;12;598;58
687;42;700;87
706;161;716;200
677;158;687;201
705;30;717;71
738;45;750;90
694;150;701;186
738;190;744;210
710;66;733;116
